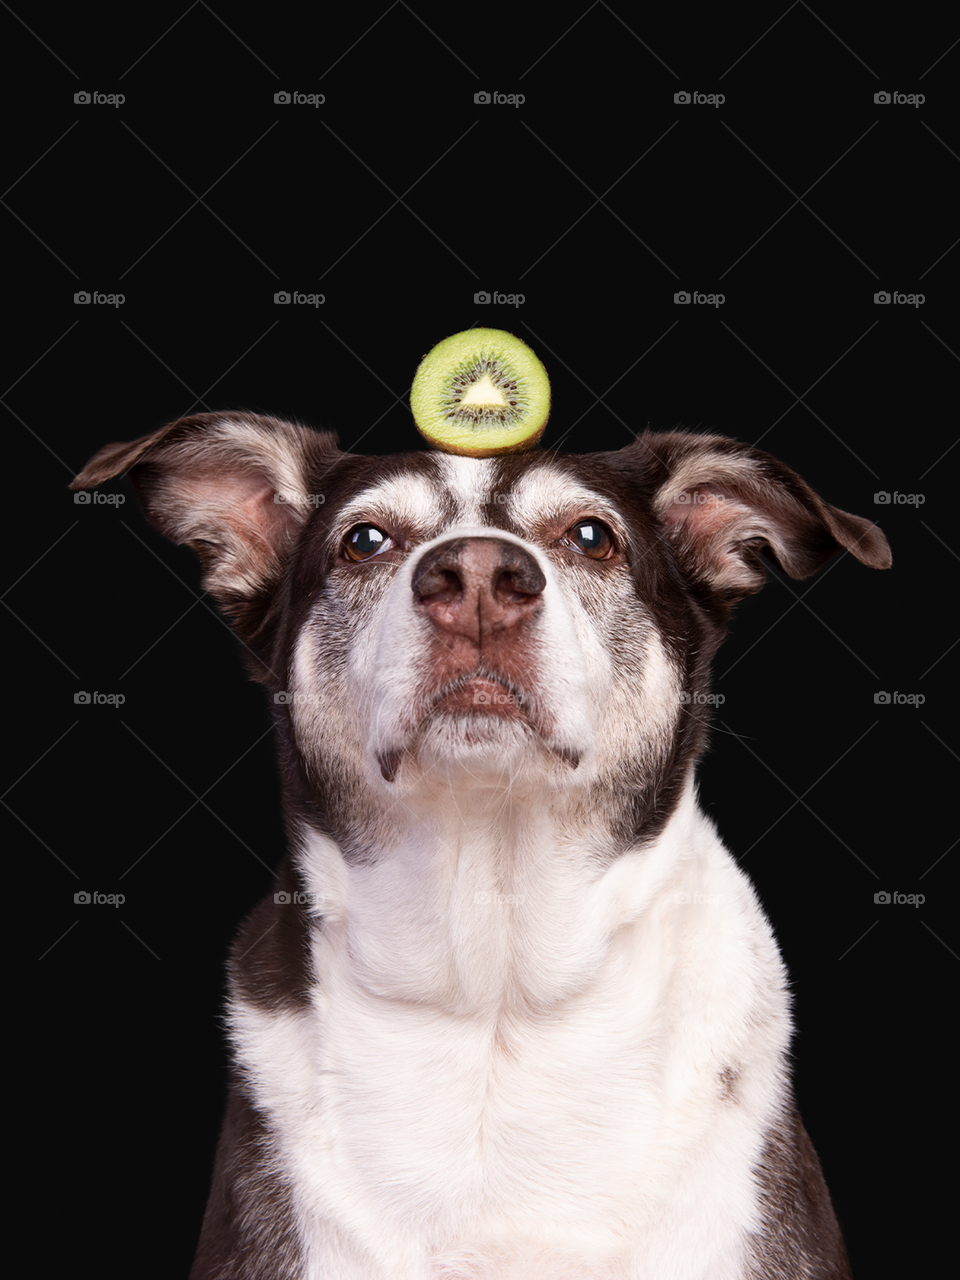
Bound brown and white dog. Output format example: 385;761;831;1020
73;413;889;1279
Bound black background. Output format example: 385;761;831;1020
5;3;956;1275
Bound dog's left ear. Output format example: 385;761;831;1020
71;411;344;649
631;431;891;601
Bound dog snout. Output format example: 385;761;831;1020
412;537;545;646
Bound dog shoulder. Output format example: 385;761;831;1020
191;1082;303;1280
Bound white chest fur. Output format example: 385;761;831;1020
228;788;792;1280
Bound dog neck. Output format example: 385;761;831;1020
295;771;700;1018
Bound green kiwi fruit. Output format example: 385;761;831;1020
410;328;550;457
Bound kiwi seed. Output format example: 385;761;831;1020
410;328;550;457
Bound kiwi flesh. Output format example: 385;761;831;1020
410;328;550;456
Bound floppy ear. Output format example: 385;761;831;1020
70;411;343;639
634;431;891;601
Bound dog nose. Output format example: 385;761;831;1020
412;537;545;645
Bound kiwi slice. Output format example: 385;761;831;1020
410;328;550;457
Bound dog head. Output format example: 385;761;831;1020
72;412;889;858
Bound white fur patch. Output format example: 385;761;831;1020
232;785;791;1279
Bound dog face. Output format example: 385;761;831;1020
72;412;890;865
287;452;682;834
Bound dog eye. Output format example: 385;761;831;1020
566;520;614;559
344;524;391;561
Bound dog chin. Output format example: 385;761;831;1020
375;713;582;786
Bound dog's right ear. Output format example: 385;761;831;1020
71;411;343;643
623;430;891;605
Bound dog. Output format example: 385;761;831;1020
72;412;889;1279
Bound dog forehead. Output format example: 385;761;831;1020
506;460;624;526
336;454;495;528
337;453;621;531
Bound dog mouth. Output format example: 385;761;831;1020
430;673;530;720
375;671;580;781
